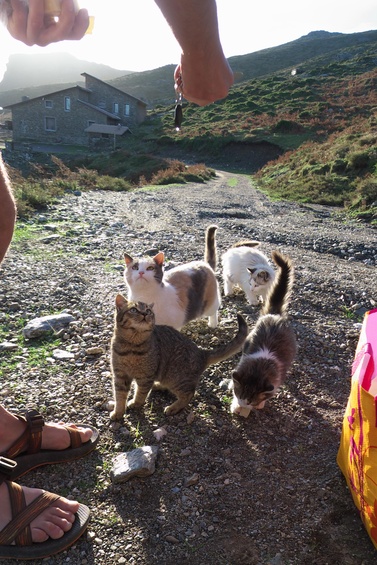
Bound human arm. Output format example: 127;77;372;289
154;0;234;106
0;154;16;263
0;0;89;46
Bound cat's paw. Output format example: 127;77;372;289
164;404;180;416
127;400;143;409
109;409;124;421
207;316;218;328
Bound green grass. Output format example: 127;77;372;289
227;177;238;187
11;223;42;243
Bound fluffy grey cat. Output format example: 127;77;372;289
230;250;297;416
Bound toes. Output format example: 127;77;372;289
31;527;50;543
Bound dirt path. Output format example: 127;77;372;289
1;171;376;564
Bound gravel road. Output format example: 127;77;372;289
1;170;376;564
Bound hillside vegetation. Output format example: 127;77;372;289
3;30;377;224
146;34;377;223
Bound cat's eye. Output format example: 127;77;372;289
146;266;155;271
146;309;153;315
129;307;138;313
132;265;138;270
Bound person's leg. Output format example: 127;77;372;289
0;482;78;543
0;406;94;453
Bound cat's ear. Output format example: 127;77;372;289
265;384;275;392
232;371;240;384
124;253;133;266
153;252;164;266
115;294;127;310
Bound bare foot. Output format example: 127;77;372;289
0;410;94;454
0;482;78;543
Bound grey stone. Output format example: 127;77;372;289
23;313;75;339
85;346;105;356
110;446;159;484
52;349;75;360
41;235;61;244
0;341;18;352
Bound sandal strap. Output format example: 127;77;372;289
65;426;83;449
0;482;60;547
0;409;84;461
0;457;18;486
4;409;45;459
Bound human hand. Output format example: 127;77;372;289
175;49;234;107
6;0;89;46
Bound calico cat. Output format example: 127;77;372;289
221;241;275;305
230;249;297;415
110;294;248;419
123;225;221;330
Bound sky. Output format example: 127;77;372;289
0;0;376;81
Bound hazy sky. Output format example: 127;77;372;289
0;0;376;80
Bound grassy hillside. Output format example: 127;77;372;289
3;30;377;224
227;30;377;82
106;30;377;106
4;29;373;110
142;41;377;223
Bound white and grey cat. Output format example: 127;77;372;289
123;225;221;330
230;249;297;415
222;241;275;305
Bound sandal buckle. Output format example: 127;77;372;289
0;456;17;483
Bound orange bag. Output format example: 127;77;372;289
337;308;377;548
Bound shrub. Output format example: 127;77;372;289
330;159;347;174
14;180;65;217
95;175;132;192
348;151;371;170
272;120;305;134
354;177;377;205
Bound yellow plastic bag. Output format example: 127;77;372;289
337;308;377;549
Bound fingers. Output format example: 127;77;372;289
6;0;89;46
7;0;42;45
177;52;234;106
43;0;89;42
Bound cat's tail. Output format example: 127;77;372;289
262;250;294;316
204;225;218;271
232;240;260;248
205;314;248;368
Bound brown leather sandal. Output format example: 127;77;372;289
0;408;99;480
0;481;90;560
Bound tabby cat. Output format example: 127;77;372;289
110;294;248;419
124;225;221;330
221;241;275;305
230;250;297;415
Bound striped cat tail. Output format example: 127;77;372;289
205;314;248;368
232;240;260;248
204;225;218;270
